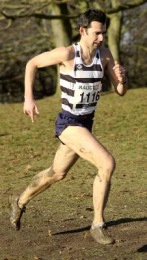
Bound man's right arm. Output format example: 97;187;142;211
23;60;38;123
24;47;71;122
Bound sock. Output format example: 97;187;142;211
91;222;105;229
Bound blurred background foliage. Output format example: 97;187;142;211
0;0;146;103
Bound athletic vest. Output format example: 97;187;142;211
60;42;104;115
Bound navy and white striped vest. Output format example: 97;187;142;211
60;42;104;115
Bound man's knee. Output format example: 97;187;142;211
98;154;116;180
52;165;68;181
106;154;116;174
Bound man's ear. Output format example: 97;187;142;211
79;26;86;35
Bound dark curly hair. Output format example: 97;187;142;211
77;9;107;29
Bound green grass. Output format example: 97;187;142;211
0;88;147;260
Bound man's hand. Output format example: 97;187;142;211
23;99;39;123
113;61;126;84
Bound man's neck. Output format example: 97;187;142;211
78;41;96;65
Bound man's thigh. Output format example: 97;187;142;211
59;126;112;168
53;143;79;174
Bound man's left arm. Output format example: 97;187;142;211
104;49;128;96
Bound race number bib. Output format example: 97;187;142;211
74;81;102;109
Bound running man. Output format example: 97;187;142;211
10;8;127;245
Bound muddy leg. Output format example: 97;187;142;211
18;144;79;208
59;126;116;225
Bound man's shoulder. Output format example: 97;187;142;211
57;45;74;61
99;47;113;68
99;46;112;57
66;45;75;59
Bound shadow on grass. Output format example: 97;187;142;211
107;216;147;227
53;216;147;236
137;244;147;252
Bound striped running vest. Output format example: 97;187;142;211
60;42;104;115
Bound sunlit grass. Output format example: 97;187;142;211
0;88;147;259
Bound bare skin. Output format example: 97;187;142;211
19;126;115;226
18;20;127;229
59;126;116;225
23;22;127;123
19;144;79;207
18;126;115;225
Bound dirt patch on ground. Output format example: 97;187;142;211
0;195;147;260
0;89;147;259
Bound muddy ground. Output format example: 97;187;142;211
0;89;147;259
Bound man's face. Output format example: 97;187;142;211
81;21;106;48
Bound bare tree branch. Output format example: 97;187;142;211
1;10;77;20
1;0;146;22
107;0;147;14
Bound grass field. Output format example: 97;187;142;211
0;88;147;260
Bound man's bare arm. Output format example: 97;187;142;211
24;47;71;122
104;48;128;96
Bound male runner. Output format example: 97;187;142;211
10;9;127;245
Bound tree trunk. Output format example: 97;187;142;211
107;1;122;62
49;3;72;96
106;1;122;91
50;3;71;47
